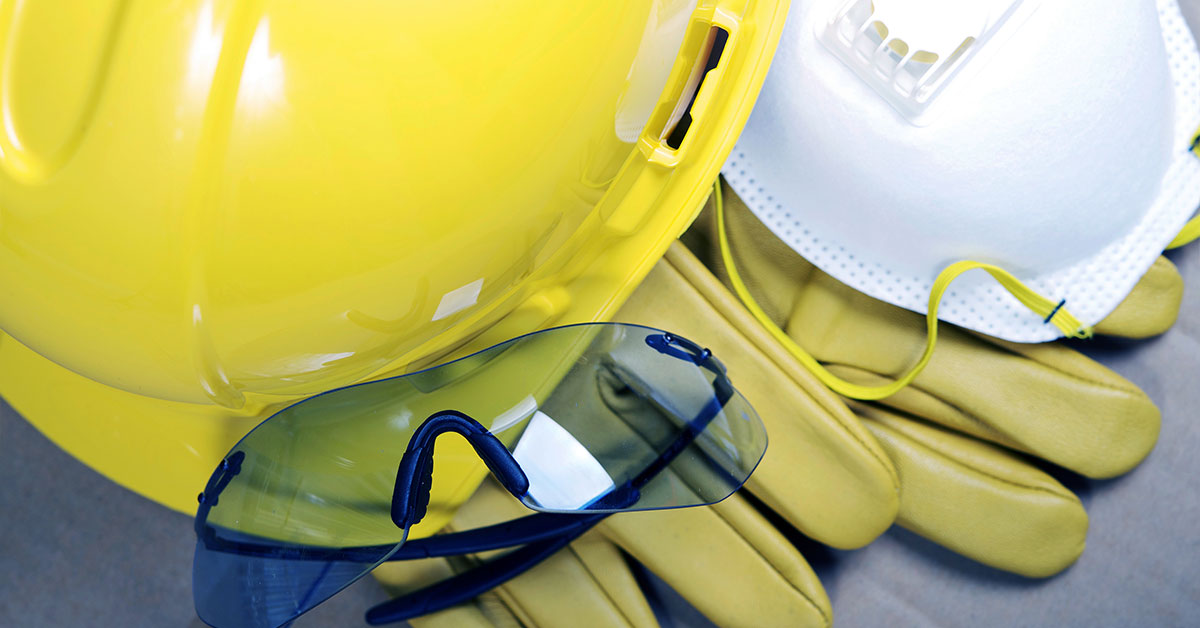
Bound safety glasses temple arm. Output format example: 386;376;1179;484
620;374;735;496
388;510;605;559
364;512;608;625
195;509;609;563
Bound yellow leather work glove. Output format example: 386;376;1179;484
681;180;1172;578
374;241;903;628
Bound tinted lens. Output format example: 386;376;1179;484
499;325;766;512
193;323;764;627
192;402;411;628
193;524;402;628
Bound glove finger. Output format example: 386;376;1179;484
615;243;898;549
852;402;1089;578
600;492;832;628
1092;255;1183;338
822;333;1161;480
373;478;658;628
967;332;1162;477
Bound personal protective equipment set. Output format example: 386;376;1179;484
1;0;1198;626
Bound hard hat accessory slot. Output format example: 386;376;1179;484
664;26;730;150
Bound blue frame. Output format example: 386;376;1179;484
194;331;736;625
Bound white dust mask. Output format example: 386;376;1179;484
724;0;1200;343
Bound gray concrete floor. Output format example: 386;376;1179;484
0;404;389;627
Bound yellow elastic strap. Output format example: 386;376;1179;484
1165;126;1200;250
713;180;1093;401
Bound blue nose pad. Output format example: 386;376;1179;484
390;410;531;529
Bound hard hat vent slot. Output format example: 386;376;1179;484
662;26;729;150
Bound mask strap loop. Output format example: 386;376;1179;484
1164;125;1200;250
713;180;1092;401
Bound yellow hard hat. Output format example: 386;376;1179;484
0;0;787;532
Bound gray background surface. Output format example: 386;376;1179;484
1;242;1197;628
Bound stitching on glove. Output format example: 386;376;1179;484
832;364;1022;451
902;388;1029;454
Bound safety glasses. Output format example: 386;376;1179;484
192;323;766;628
